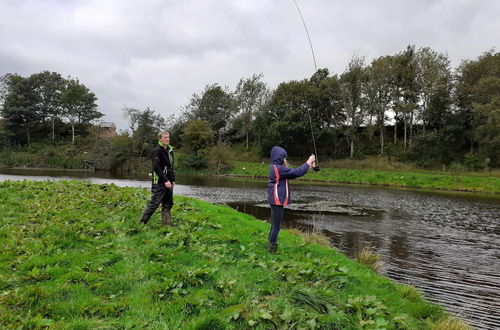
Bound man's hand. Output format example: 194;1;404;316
165;181;172;189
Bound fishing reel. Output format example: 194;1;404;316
311;153;320;172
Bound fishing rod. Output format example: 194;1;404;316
292;0;320;172
305;106;320;171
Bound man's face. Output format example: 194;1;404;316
159;133;170;146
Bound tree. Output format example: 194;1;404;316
181;119;214;154
393;46;420;151
473;96;500;165
30;71;65;140
122;106;141;134
254;70;344;158
340;56;366;158
233;73;269;149
416;48;452;132
256;80;311;156
60;78;101;142
364;56;392;154
307;69;344;158
122;106;167;156
455;50;500;159
0;74;41;145
185;84;235;142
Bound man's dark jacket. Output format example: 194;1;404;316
152;143;175;185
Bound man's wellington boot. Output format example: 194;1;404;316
139;212;148;224
162;209;172;226
267;242;278;254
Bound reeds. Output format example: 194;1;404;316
287;215;332;249
398;283;422;301
355;245;382;273
431;316;472;330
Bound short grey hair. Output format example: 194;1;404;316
158;131;170;139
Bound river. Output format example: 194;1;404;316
1;168;499;329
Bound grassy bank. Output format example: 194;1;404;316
227;160;500;194
0;180;468;329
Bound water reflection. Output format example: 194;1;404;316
1;169;499;329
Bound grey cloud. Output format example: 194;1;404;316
1;0;499;130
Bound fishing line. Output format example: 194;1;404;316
158;1;183;46
292;0;317;71
292;0;320;171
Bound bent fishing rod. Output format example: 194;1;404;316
305;106;320;171
293;0;320;171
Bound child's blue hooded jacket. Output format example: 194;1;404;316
267;146;310;205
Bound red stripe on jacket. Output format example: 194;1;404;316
273;165;289;206
273;165;281;205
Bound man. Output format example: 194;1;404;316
139;131;175;226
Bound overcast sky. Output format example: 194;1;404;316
1;0;499;131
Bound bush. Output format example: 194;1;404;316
353;147;367;160
106;136;134;171
448;161;465;171
227;143;261;162
181;120;215;154
206;143;232;174
462;154;486;171
386;144;407;163
414;158;433;169
182;153;207;169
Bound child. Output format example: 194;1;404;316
267;146;316;253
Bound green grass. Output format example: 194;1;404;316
226;160;500;194
0;180;463;329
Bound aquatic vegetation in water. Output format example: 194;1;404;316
255;201;374;216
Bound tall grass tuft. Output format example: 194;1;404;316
412;301;444;321
397;283;423;301
286;228;303;236
289;288;332;314
190;315;227;330
431;316;472;330
287;215;332;249
355;245;382;273
302;231;332;248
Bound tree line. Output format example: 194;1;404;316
165;46;499;169
0;71;102;145
1;46;498;171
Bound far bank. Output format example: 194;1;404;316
1;143;499;195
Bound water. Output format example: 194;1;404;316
1;168;499;329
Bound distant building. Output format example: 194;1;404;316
98;121;117;138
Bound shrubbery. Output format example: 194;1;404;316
206;143;232;174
